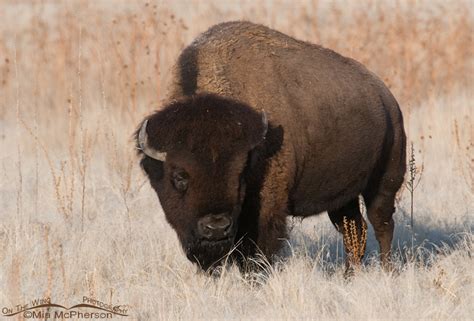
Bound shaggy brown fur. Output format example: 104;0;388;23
137;21;406;271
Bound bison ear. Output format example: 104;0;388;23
136;119;167;162
140;156;164;181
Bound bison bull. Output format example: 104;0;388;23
136;21;406;272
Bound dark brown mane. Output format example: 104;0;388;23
139;94;266;158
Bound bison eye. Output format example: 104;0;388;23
172;170;189;192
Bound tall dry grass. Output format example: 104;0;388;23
0;1;472;320
0;0;472;119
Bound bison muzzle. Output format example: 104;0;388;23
136;21;406;272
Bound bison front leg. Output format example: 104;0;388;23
257;206;288;261
257;146;293;262
328;198;368;274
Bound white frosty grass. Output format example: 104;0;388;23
0;91;472;320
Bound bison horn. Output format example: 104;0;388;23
261;111;268;138
138;119;167;162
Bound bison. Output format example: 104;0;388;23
136;21;406;272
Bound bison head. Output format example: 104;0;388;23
136;94;268;270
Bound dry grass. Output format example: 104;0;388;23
0;0;473;320
342;216;367;268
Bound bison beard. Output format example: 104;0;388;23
185;238;235;270
136;21;406;274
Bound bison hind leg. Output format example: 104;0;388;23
363;188;398;270
328;198;368;274
363;126;406;270
363;162;405;270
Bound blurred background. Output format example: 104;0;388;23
1;0;471;118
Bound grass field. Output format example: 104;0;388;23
0;0;472;320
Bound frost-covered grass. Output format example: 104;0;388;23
0;1;472;320
0;159;472;321
1;91;472;321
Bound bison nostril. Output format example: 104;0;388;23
205;223;218;230
198;214;232;240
